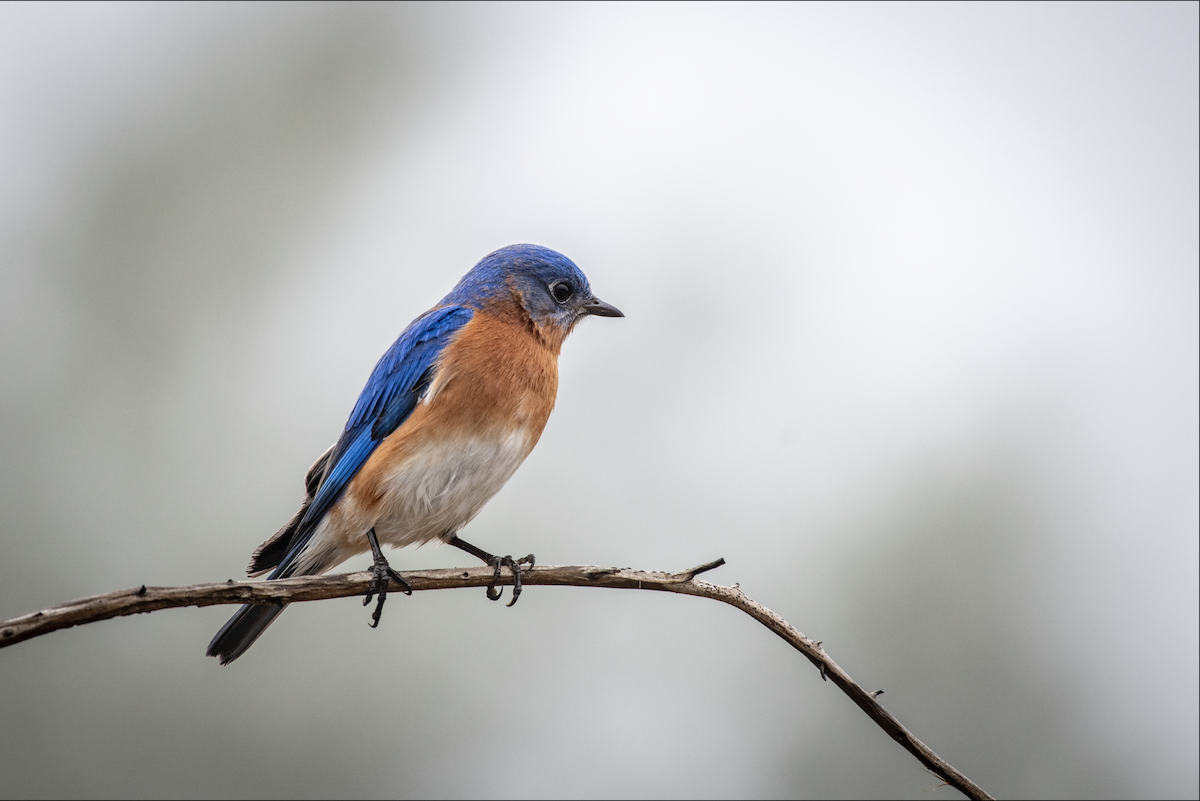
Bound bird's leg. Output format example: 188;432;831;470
447;534;535;607
363;528;411;628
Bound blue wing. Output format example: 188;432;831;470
270;305;474;578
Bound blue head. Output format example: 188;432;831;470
442;244;622;345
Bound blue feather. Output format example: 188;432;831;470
270;304;474;577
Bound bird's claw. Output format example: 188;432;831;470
486;553;535;606
363;530;411;629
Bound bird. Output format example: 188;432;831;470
206;244;623;665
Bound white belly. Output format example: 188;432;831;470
292;429;534;574
370;428;534;548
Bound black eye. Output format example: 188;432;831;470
550;281;574;304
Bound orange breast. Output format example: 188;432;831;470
347;311;560;512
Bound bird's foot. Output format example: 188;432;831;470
445;534;534;607
487;553;536;607
363;528;411;628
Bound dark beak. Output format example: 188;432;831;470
583;297;624;318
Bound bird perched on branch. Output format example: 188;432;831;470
207;244;623;665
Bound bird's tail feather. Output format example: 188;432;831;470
206;603;287;665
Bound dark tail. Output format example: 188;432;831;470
210;447;337;665
206;603;287;665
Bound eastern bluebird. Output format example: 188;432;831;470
206;244;622;664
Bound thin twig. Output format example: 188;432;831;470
0;561;993;800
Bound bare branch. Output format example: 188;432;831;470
0;562;993;800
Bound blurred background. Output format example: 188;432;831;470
0;2;1195;799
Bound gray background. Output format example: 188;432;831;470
1;3;1196;799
